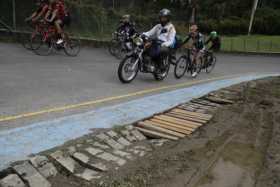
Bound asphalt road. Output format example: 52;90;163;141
0;42;279;130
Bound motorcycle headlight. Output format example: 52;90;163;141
133;37;143;46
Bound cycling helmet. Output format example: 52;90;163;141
210;31;218;38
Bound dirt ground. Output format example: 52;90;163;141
97;77;280;187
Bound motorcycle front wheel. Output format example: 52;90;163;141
118;56;139;83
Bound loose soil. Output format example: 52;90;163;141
96;77;280;187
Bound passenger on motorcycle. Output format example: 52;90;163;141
142;9;176;70
25;0;49;23
116;15;137;51
182;24;205;77
205;31;221;52
117;15;136;39
45;0;71;45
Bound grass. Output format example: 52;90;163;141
221;35;280;53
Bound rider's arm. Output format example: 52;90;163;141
182;35;191;45
143;24;159;38
205;37;211;45
162;26;176;47
25;11;37;21
33;5;48;21
48;9;58;22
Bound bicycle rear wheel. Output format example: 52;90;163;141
31;33;53;56
64;35;81;57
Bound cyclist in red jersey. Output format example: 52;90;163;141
25;0;49;23
45;0;70;44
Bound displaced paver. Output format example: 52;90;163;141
106;131;132;146
92;142;110;150
96;152;126;166
131;129;147;141
13;162;51;187
86;147;104;156
112;150;133;160
0;174;26;187
29;155;57;178
50;151;76;173
75;169;101;181
120;130;138;142
96;133;124;150
72;152;107;172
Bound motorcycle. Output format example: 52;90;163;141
118;35;175;83
108;31;134;59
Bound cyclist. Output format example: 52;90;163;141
182;24;205;77
143;9;176;70
25;0;49;23
45;0;71;45
205;31;221;52
117;15;136;38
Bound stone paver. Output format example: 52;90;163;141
149;139;169;147
0;174;26;187
120;130;138;142
117;137;131;146
113;150;133;160
106;131;131;146
13;162;51;187
106;131;118;138
72;152;107;172
131;130;147;141
86;147;104;156
92;142;110;150
29;155;57;178
73;152;89;163
96;133;124;149
75;169;101;181
96;152;126;166
50;151;76;173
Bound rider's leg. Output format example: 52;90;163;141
54;19;65;44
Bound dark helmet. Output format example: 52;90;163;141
122;14;131;23
159;9;171;18
159;9;171;26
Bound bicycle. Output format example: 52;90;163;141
31;22;81;56
108;31;134;59
174;48;203;79
199;50;217;74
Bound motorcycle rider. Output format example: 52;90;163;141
143;9;176;71
116;15;137;51
117;15;136;38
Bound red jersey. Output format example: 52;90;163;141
51;0;67;19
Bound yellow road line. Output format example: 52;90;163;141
0;74;239;123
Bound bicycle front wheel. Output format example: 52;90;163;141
64;35;81;57
174;56;189;79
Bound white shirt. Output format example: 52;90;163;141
143;22;176;47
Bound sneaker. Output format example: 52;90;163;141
191;71;198;78
56;39;64;45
